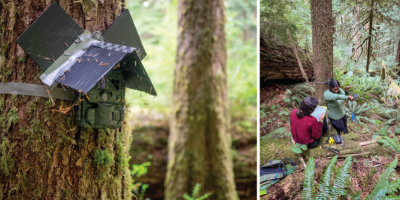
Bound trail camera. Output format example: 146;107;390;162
16;2;156;129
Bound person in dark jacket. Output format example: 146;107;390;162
323;78;354;135
290;96;327;148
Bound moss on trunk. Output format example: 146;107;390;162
0;1;132;199
165;0;239;199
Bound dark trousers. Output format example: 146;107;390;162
329;115;348;135
307;117;329;149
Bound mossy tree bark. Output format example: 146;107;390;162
366;0;374;72
165;0;239;199
310;0;334;102
0;1;132;199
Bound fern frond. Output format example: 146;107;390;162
316;155;337;200
356;103;370;114
192;183;201;198
387;177;400;195
386;195;400;200
377;136;400;154
365;181;389;200
376;157;398;185
330;155;352;199
302;157;315;200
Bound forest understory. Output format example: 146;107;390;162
260;75;400;199
126;106;257;200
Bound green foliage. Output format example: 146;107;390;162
377;136;400;154
335;70;388;98
395;128;400;134
365;158;398;200
7;107;18;127
183;183;211;200
316;155;337;200
302;156;315;200
345;101;370;116
267;127;291;139
0;138;15;176
131;162;151;178
131;162;151;199
285;84;315;107
331;156;352;199
302;156;352;200
261;0;311;49
125;0;256;113
291;143;307;154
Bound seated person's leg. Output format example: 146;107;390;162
343;115;349;134
321;116;329;135
307;137;320;149
329;117;345;135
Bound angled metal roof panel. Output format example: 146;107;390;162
120;51;157;96
56;46;128;93
16;1;83;71
102;10;147;60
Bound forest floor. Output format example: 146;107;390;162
260;81;400;199
125;106;257;200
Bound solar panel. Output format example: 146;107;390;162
16;2;83;71
103;10;147;60
56;46;128;93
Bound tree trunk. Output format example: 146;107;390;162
0;1;132;199
310;0;334;102
165;0;238;199
396;40;400;66
353;1;360;60
366;0;374;72
260;37;313;81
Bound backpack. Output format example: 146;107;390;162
260;158;295;195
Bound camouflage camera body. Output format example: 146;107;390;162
75;69;126;129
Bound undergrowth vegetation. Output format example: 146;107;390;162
261;0;400;198
302;156;400;199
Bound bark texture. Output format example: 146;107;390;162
129;124;256;200
0;1;132;199
310;0;334;102
366;0;374;72
396;40;400;66
260;37;313;82
165;0;239;199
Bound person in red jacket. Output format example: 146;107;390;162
290;96;327;148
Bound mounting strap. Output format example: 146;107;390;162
0;82;75;101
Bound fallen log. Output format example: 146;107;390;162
260;37;313;81
360;139;378;146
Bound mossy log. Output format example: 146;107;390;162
260;37;314;81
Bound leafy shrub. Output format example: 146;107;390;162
291;143;307;154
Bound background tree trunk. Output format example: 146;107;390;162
260;37;314;82
0;1;132;199
396;40;400;66
366;0;374;72
353;1;360;60
310;0;334;102
165;0;239;199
